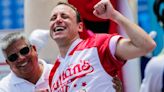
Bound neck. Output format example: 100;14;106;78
58;37;78;58
59;43;71;58
28;63;43;84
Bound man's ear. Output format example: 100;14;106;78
3;51;9;65
6;60;9;65
78;22;84;32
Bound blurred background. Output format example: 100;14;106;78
0;0;163;92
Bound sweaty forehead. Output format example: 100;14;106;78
51;4;76;15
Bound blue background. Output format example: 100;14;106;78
0;0;24;30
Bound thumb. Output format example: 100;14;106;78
93;10;100;17
93;0;104;17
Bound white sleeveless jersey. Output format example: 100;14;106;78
49;34;125;92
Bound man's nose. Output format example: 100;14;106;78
55;16;63;24
17;53;26;62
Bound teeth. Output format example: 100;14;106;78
20;62;28;67
55;26;65;32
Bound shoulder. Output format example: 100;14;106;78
146;55;164;73
144;55;164;80
0;73;12;91
0;73;11;83
140;55;164;92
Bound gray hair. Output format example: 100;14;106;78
0;32;30;52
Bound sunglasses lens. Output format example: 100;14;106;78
8;54;18;62
7;46;30;62
20;46;30;55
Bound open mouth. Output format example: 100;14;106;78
53;26;66;32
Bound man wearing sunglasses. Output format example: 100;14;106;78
0;32;52;92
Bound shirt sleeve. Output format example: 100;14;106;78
93;34;125;76
109;35;122;60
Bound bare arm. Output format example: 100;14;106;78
93;0;156;60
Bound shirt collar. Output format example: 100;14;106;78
10;71;27;85
58;38;82;60
35;59;50;85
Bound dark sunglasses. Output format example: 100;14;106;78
7;46;31;62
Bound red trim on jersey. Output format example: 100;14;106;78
69;34;125;77
98;37;125;76
49;59;60;90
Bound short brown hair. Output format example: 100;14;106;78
56;2;82;23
